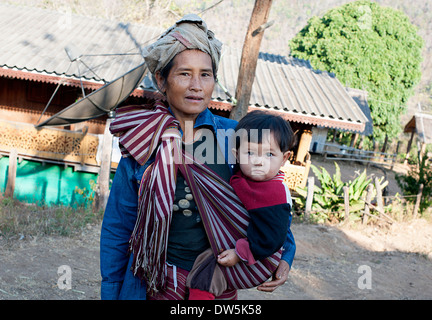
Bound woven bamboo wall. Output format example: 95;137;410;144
0;120;99;166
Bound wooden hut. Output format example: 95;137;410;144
403;112;432;164
0;4;369;206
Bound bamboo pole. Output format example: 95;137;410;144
5;148;18;198
94;117;114;212
305;176;314;221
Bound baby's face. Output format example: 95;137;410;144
236;132;290;182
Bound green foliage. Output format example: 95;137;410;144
295;162;388;223
396;156;432;213
289;0;424;141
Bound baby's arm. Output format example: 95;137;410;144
217;238;257;267
217;249;241;267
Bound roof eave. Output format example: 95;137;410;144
0;67;366;132
0;66;104;90
209;101;365;133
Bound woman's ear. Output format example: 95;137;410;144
154;71;166;94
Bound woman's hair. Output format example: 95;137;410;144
234;110;294;153
144;14;222;79
159;58;175;82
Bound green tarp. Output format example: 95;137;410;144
0;157;103;208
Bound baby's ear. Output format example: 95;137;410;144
282;151;291;165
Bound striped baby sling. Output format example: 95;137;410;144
110;102;281;295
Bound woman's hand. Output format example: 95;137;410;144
257;260;290;292
217;249;240;267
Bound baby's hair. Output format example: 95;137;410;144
234;110;294;153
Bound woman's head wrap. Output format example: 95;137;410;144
143;14;222;88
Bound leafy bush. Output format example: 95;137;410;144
289;0;424;141
295;162;387;223
396;155;432;213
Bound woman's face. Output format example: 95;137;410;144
156;49;215;123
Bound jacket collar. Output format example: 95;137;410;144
168;107;218;135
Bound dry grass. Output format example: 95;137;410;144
0;195;103;242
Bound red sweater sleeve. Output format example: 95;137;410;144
235;238;257;265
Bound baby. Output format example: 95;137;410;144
187;110;294;299
218;110;293;267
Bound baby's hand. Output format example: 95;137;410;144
217;249;241;267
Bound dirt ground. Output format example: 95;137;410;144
1;156;431;300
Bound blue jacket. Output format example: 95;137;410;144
100;108;296;300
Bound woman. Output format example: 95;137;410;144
100;14;296;300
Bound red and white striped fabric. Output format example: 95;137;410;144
110;102;281;295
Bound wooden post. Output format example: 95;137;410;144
379;134;388;163
343;185;350;221
5;148;18;198
419;142;427;163
296;129;313;163
381;134;388;153
305;176;314;221
350;133;359;148
94;117;114;212
413;183;424;218
391;141;400;170
358;135;365;150
373;141;380;163
363;184;373;224
404;131;415;166
331;129;337;143
229;0;273;121
374;177;384;216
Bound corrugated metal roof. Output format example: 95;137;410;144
215;48;368;132
0;3;369;132
404;113;432;144
346;87;373;136
0;3;160;83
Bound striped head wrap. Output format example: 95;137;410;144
110;102;281;295
143;14;222;91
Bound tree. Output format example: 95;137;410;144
230;0;273;121
289;0;424;141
